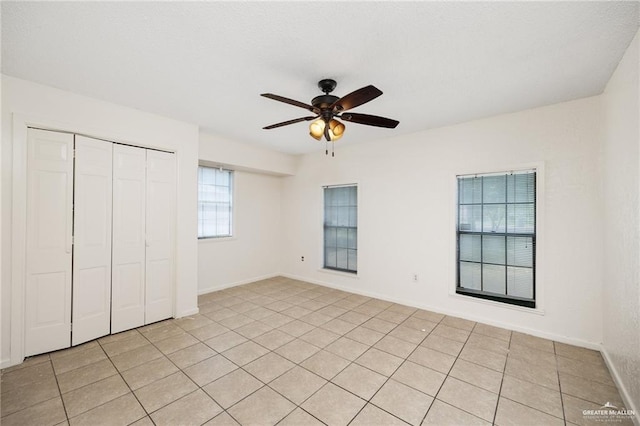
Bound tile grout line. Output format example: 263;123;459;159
142;318;260;424
425;318;490;425
193;283;339;424
230;282;358;424
0;357;66;423
220;288;484;425
342;305;447;425
491;326;512;425
103;325;220;424
217;287;352;424
200;287;392;424
47;341;139;424
498;333;569;423
554;340;569;426
305;308;415;424
56;343;121;423
98;331;155;425
51;356;73;424
141;322;237;425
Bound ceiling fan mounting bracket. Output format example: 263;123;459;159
318;78;337;94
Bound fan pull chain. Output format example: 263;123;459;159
332;142;335;157
325;140;328;155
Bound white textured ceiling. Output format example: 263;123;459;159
2;1;639;154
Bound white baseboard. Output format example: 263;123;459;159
175;307;200;318
0;357;12;370
198;273;280;295
280;272;602;351
601;347;640;425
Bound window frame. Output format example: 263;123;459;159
197;165;234;240
322;183;358;274
455;169;538;309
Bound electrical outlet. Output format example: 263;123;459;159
412;273;418;282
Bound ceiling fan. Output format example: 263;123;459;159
261;79;399;156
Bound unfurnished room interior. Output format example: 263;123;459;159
1;1;639;425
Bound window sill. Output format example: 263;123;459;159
456;289;535;308
449;291;545;315
198;236;237;243
318;268;359;279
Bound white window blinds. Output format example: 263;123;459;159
457;171;536;307
324;185;358;273
198;166;233;238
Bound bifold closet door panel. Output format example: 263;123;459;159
111;144;146;333
72;136;113;346
145;150;176;324
25;129;74;356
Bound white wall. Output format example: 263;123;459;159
197;132;290;293
197;170;282;293
1;75;200;367
281;96;604;347
199;131;297;176
602;29;640;415
198;132;297;293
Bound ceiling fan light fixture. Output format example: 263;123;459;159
309;118;345;142
309;119;325;140
328;119;345;141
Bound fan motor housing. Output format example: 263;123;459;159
311;94;339;110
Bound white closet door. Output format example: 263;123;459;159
72;136;113;345
145;150;176;324
111;144;146;333
25;129;74;356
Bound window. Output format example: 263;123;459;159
324;185;357;273
456;170;536;308
198;166;233;238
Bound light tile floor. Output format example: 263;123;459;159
0;277;632;425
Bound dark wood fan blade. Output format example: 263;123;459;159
263;116;317;130
331;85;383;112
261;93;319;113
340;112;399;128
